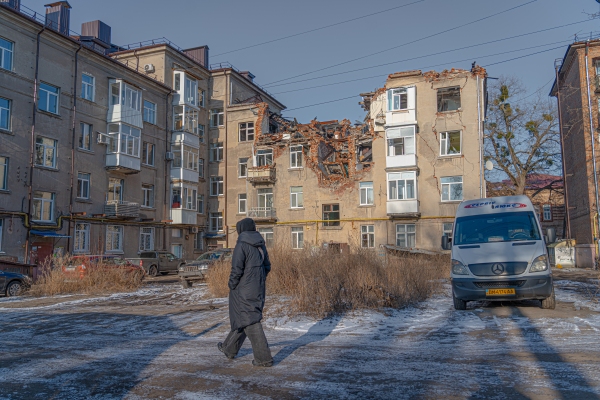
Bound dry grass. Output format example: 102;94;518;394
29;254;145;297
207;245;449;318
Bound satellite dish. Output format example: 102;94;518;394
485;160;494;171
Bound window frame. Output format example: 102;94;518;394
388;87;408;111
0;37;14;71
210;176;224;196
140;227;155;251
322;204;340;227
542;204;553;221
198;158;205;179
210;142;224;162
197;193;205;214
256;148;273;166
0;156;8;191
107;123;141;158
386;126;415;156
39;82;60;114
209;212;223;232
106;225;124;253
437;86;461;112
77;172;90;199
81;73;95;102
239;122;255;142
290;186;304;209
194;232;204;251
73;222;90;254
361;225;375;248
198;124;205;143
359;182;374;206
387;172;417;201
440;131;462;156
142;184;155;208
107;178;124;202
32;191;55;222
143;100;157;124
35;136;58;168
142;142;155;166
440;176;463;202
238;157;248;178
238;193;247;214
290;145;303;168
291;227;304;249
396;224;416;248
258;228;274;248
210;109;224;127
0;97;11;131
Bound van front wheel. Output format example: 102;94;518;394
453;291;467;310
541;287;556;310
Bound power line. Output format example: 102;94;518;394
212;0;425;58
265;19;592;90
263;0;538;87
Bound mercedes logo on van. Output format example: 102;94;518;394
492;263;505;275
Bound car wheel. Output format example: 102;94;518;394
453;291;467;310
148;265;158;277
541;287;556;310
6;281;23;297
181;280;192;289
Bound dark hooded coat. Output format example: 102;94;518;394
228;218;271;331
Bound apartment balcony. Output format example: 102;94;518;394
387;200;420;217
104;200;140;219
247;207;277;222
105;153;141;174
170;208;197;225
386;154;417;168
247;166;276;184
171;167;199;183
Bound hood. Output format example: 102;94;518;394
238;231;265;248
236;218;256;234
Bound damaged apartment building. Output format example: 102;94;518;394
218;66;488;252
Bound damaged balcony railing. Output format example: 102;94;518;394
247;207;277;221
247;166;276;184
104;200;140;218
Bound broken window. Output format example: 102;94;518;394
360;182;374;205
388;88;408;111
256;149;273;166
239;122;254;142
357;143;372;163
322;204;340;227
290;145;303;168
437;87;461;112
440;131;461;156
387;126;415;156
388;172;416;200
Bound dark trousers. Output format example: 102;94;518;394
222;322;273;365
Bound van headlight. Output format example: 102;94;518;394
452;259;469;275
530;255;549;272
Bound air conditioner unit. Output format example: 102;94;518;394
165;152;174;161
189;226;199;234
144;64;155;73
97;133;110;145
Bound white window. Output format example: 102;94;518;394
199;124;205;143
106;225;123;252
258;188;273;208
199;158;205;179
0;97;10;130
388;172;416;200
239;122;255;142
143;100;156;124
322;204;340;227
441;176;463;201
74;223;90;253
210;212;223;232
210;176;223;196
184;76;198;106
387;126;415;156
438;87;461;112
142;184;154;208
542;204;552;221
108;123;141;157
39;82;59;114
360;182;374;205
256;148;273;166
32;191;54;222
110;82;120;105
77;172;90;199
173;144;199;171
239;157;248;177
291;227;304;249
195;232;204;251
210;142;223;162
35;136;57;168
361;225;375;248
199;90;205;108
0;156;7;190
290;145;303;168
107;178;123;201
173;105;198;134
78;123;92;151
210;108;224;127
176;185;198;210
122;84;141;111
238;193;247;214
440;131;461;156
142;142;155;166
81;74;95;101
388;87;408;111
140;227;155;251
0;37;13;71
258;228;274;247
396;224;416;248
197;194;204;214
290;186;303;208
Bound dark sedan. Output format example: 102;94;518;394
0;270;31;297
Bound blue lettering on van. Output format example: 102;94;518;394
491;203;527;209
464;201;496;209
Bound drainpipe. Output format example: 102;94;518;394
224;73;229;248
68;44;83;252
25;26;46;264
555;61;571;239
477;75;484;198
585;41;600;255
164;91;172;251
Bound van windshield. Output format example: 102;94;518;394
454;211;541;245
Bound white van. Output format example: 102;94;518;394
442;195;555;310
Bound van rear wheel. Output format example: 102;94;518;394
453;291;467;310
541;287;556;310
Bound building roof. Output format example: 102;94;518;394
488;174;564;191
550;38;600;97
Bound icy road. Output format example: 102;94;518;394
1;272;599;399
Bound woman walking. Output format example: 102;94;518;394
218;218;273;367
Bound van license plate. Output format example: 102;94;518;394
486;288;516;296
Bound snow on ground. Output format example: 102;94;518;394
0;278;599;399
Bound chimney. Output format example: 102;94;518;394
183;45;209;69
240;71;255;82
81;20;112;46
0;0;21;11
44;1;71;36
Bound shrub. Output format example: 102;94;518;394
207;245;449;318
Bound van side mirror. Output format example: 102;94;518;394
441;235;451;250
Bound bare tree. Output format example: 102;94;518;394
485;76;561;194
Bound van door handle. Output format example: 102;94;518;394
512;242;535;246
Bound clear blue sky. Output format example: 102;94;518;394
23;0;600;122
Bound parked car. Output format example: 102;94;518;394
127;251;186;277
63;255;144;282
0;270;31;297
179;249;233;288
